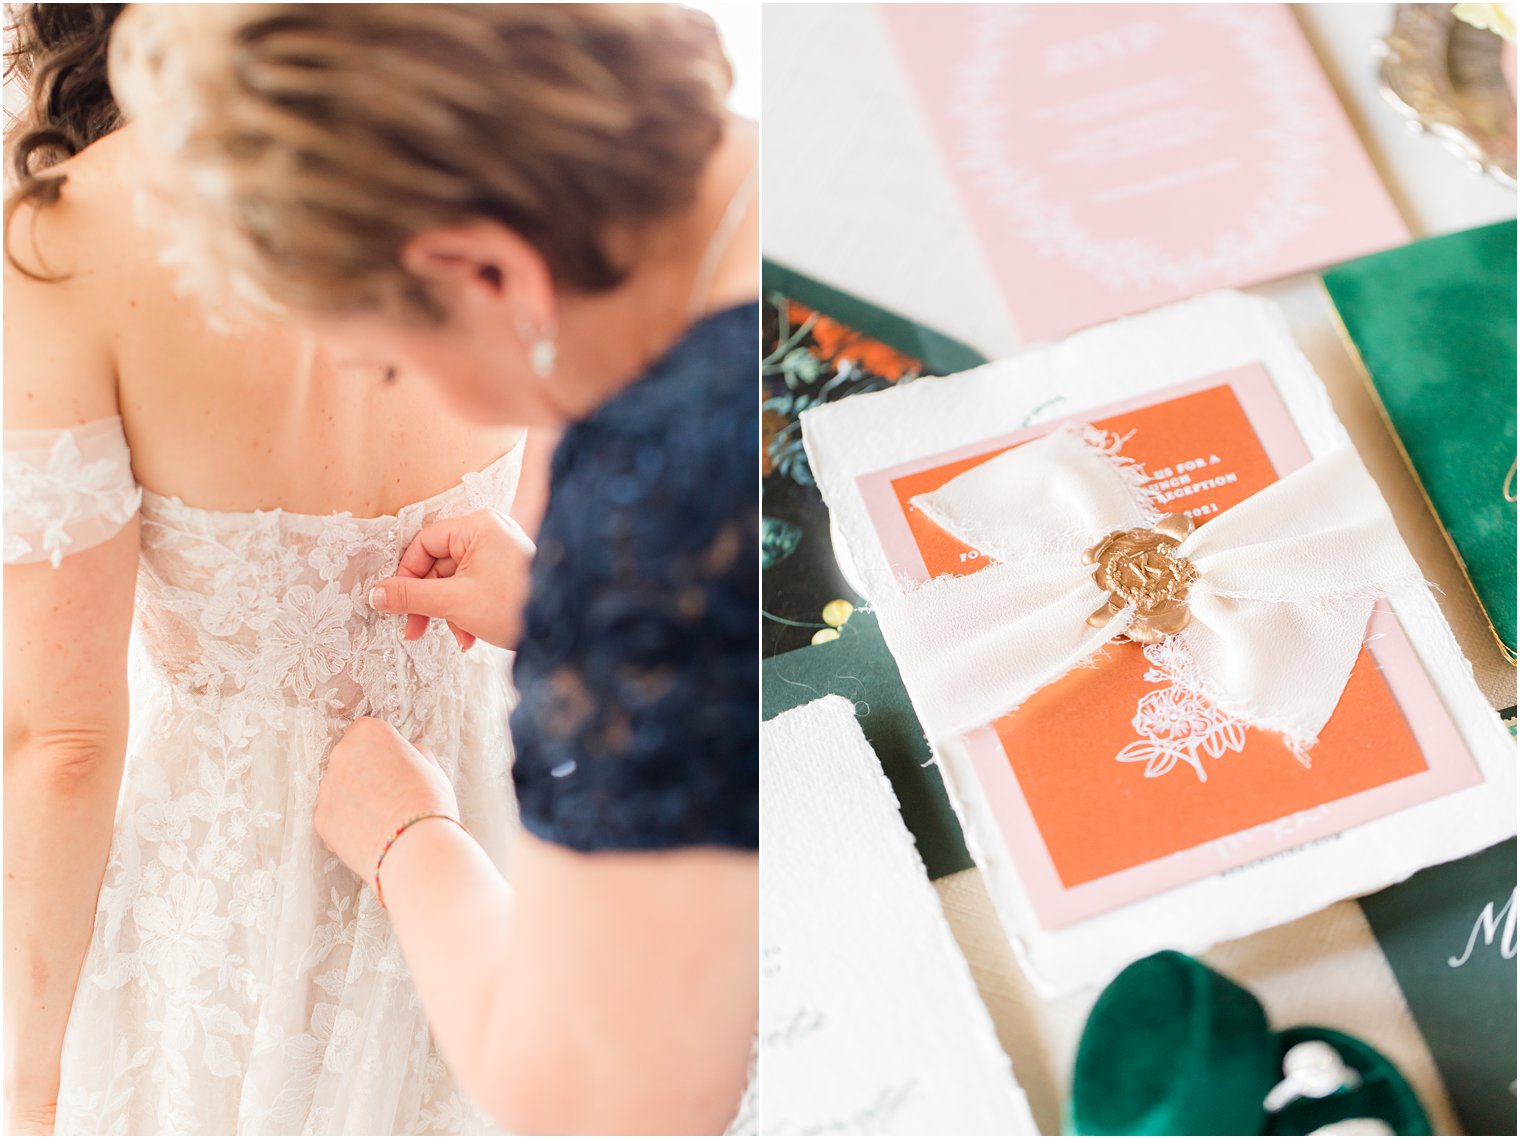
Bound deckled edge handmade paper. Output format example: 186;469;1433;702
761;696;1038;1135
801;290;1517;995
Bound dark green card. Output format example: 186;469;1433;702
759;268;981;879
1359;840;1517;1137
761;610;972;880
762;261;988;377
1321;221;1518;657
761;261;987;657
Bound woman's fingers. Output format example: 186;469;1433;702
406;565;446;641
370;574;467;623
446;620;476;652
394;514;478;580
374;508;522;648
384;549;465;639
386;561;467;643
488;506;533;544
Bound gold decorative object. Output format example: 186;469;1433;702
1378;4;1517;187
1083;513;1199;644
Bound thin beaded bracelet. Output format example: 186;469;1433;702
374;812;470;909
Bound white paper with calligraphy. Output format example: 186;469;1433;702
761;697;1037;1135
801;291;1516;993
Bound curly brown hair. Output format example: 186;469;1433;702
3;3;125;275
109;3;733;321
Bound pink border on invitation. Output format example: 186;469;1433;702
855;366;1482;928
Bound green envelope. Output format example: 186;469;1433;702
762;261;988;377
1321;221;1518;658
758;266;979;881
761;261;987;657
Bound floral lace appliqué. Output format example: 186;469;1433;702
3;419;142;567
52;443;525;1135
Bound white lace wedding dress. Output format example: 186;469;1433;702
13;424;523;1134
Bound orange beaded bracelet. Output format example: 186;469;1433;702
374;811;470;909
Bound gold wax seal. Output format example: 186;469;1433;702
1082;513;1199;644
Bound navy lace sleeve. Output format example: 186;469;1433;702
509;303;759;851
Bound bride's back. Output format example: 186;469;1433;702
6;125;524;519
8;129;524;1139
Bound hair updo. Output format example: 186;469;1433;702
108;3;733;320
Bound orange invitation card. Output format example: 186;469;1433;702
857;366;1480;928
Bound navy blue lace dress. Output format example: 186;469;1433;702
509;302;759;851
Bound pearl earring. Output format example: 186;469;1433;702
516;313;557;378
530;336;557;378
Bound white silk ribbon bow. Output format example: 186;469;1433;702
873;427;1422;752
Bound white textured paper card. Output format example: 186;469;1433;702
801;290;1516;995
761;696;1038;1135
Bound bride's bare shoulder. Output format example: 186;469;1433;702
5;128;150;284
3;132;140;425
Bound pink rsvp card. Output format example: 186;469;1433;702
880;4;1409;341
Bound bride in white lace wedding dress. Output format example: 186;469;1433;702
34;444;523;1135
4;50;531;1135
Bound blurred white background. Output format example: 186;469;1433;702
690;1;761;120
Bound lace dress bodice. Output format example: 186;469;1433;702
132;449;523;728
7;420;525;1134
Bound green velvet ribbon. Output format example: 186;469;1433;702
1070;952;1432;1136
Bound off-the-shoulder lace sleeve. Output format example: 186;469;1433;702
4;417;141;567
